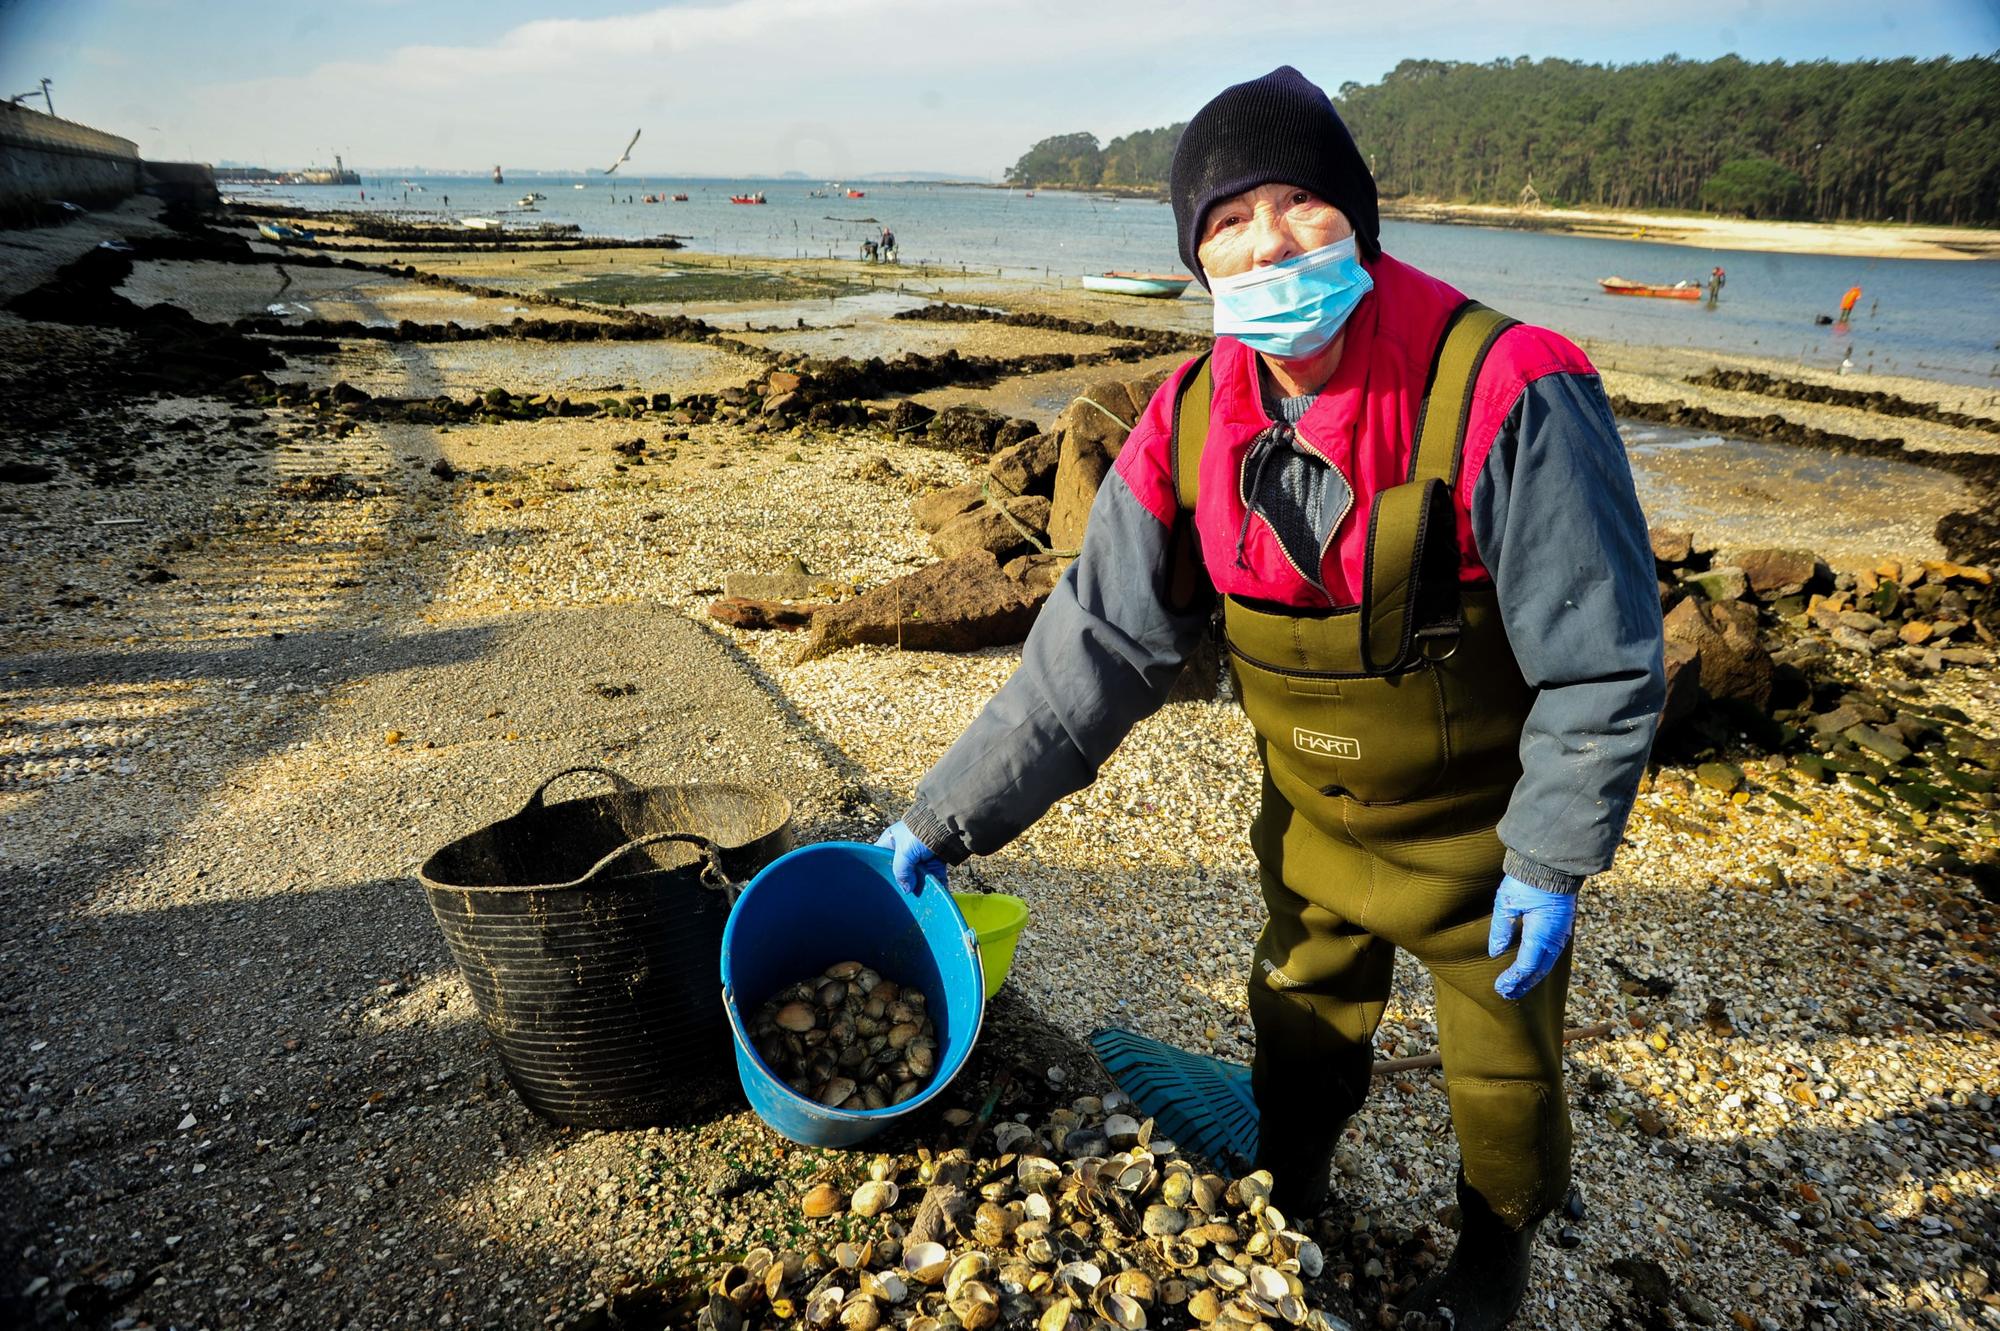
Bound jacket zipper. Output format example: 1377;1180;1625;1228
1235;422;1354;602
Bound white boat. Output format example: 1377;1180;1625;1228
1080;271;1194;298
256;221;314;243
460;217;502;230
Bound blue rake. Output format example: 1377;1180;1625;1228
1088;1026;1259;1170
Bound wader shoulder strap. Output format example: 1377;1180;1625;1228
1360;300;1518;672
1164;352;1216;610
1408;300;1516;487
1169;351;1214;512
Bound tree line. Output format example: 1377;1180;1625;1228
1003;54;2000;226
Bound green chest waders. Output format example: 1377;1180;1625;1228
1174;303;1572;1230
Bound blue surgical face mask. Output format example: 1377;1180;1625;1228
1209;237;1373;360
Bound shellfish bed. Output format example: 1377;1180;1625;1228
749;960;940;1110
694;1092;1353;1331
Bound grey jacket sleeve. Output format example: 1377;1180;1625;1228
902;470;1214;862
1470;371;1666;893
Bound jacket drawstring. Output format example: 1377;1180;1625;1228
1233;424;1289;570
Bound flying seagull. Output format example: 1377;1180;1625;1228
605;128;641;175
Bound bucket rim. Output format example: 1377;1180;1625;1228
720;841;983;1124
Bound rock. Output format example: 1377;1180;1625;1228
1684;566;1748;603
0;461;55;483
1810;703;1864;735
1660;639;1702;730
1695;761;1743;794
1600;1255;1680;1303
1731;547;1821;600
798;551;1051;661
763;391;803;417
986;432;1061;498
1649;527;1695;565
1921;558;1992;585
885;400;935;433
708;597;821;630
1663;597;1772;709
911;482;984;534
764;370;802;394
1047;385;1143;552
1844;724;1913;764
925;405;1007;453
1001;552;1070;599
1831;626;1878;654
930;495;1051;561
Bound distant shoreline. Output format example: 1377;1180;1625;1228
1379;198;2000;262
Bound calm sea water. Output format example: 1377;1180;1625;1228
234;174;2000;385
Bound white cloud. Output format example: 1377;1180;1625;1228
172;0;1844;171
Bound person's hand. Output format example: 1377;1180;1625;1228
1487;874;1575;1000
874;822;947;897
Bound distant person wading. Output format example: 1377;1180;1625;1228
875;66;1666;1330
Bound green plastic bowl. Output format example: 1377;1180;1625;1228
952;891;1029;998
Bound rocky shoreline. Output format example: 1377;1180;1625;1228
1;197;1995;1331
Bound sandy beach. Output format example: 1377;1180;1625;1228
2;197;1997;1331
1381;199;2000;262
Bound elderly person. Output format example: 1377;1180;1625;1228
878;66;1664;1328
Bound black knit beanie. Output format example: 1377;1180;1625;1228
1170;65;1380;287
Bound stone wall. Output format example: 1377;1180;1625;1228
0;102;142;223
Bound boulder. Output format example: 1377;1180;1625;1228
987;432;1061;498
1649;527;1695;566
1731;547;1821;600
931;494;1052;561
1047;389;1138;552
1001;552;1071;599
1683;566;1748;603
708;597;822;631
911;482;984;533
926;405;1007;453
762;391;803;417
1659;638;1702;730
764;370;802;395
797;551;1051;661
1663;596;1772;709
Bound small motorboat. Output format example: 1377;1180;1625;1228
730;193;767;205
1598;276;1702;301
1081;271;1194;299
518;192;545;206
256;221;314;243
671;193;689;201
846;189;866;198
460;217;502;230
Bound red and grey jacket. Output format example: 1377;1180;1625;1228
904;253;1666;892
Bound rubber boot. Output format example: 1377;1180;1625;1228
1406;1176;1540;1329
1251;1112;1346;1219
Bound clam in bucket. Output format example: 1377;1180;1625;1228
720;842;985;1148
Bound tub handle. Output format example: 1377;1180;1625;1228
519;765;639;816
580;830;735;899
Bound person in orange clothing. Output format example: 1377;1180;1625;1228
1839;284;1862;320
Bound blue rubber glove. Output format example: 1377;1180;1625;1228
874;821;947;897
1487;874;1576;1001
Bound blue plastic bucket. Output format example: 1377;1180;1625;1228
719;841;985;1148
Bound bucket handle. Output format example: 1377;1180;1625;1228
581;830;737;901
518;765;639;817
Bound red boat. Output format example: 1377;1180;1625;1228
671;193;689;201
845;189;865;198
730;193;767;205
1598;276;1702;301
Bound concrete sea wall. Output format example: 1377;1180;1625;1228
0;102;141;223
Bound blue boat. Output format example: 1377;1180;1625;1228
256;221;314;244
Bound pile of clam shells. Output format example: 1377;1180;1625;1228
695;1092;1353;1331
749;960;939;1110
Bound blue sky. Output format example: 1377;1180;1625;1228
2;0;1996;176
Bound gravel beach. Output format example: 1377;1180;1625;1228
2;198;1995;1331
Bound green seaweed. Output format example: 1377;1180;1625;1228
546;264;870;306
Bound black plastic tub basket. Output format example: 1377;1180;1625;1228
419;767;794;1128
